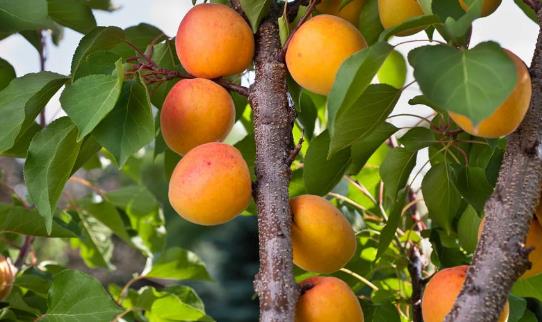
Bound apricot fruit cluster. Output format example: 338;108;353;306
296;276;364;322
0;256;15;300
422;265;509;322
449;50;532;138
164;3;253;225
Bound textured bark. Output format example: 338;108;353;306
249;12;299;322
445;9;542;322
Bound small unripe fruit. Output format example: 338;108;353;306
291;195;356;273
296;276;364;322
422;265;509;322
316;0;365;25
377;50;407;89
378;0;424;36
0;256;15;300
160;78;235;155
285;15;367;95
169;143;252;225
459;0;502;17
449;50;532;138
176;3;254;79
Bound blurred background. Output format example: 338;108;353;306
0;1;539;321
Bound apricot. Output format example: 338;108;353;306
422;265;509;322
316;0;365;25
0;256;15;300
449;50;532;138
168;143;252;225
296;276;364;322
160;78;235;155
285;15;366;95
459;0;502;17
290;195;356;273
378;0;424;36
176;3;254;79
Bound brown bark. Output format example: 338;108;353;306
249;9;299;322
446;8;542;322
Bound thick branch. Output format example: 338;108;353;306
250;11;299;322
445;9;542;322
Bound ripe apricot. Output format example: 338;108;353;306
285;15;366;95
176;3;254;79
0;256;15;300
316;0;365;25
378;0;424;36
160;78;235;155
296;276;364;322
422;265;509;322
290;195;356;273
459;0;502;16
478;217;542;279
449;50;532;138
168;143;252;225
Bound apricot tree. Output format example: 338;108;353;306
1;0;542;322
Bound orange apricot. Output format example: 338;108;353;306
168;143;252;225
378;0;424;36
0;256;15;300
296;276;364;322
160;78;235;155
285;15;366;95
449;50;532;138
422;265;509;322
176;3;254;79
291;195;356;273
459;0;502;16
316;0;366;25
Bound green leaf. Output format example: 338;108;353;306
146;247;211;281
457;205;481;253
71;136;101;174
421;163;462;233
298;90;318;141
1;122;41;158
106;185;159;217
80;200;132;243
235;133;256;179
0;203;77;237
71;26;125;78
38;270;122;321
329;84;400;155
0;0;52;33
410;42;517;124
24;117;82;234
369;302;401;322
328;41;393;140
85;0;114;11
379;15;441;41
93;75;154;166
304;131;351;195
514;0;537;23
512;274;542;302
359;0;383;45
399;127;435;152
377;50;407;89
72;51;120;80
239;0;271;32
47;0;96;34
455;166;492;212
508;295;528;322
61;60;124;140
112;23;166;58
0;72;67;153
71;210;114;268
278;14;289;46
377;190;407;259
0;57;15;91
380;148;417;204
349;122;397;174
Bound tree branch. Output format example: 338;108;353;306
445;8;542;322
250;9;299;322
407;188;425;322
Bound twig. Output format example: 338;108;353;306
340;268;380;291
286;136;304;166
14;236;34;270
279;0;320;61
406;187;425;322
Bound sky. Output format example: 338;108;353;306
0;0;538;185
